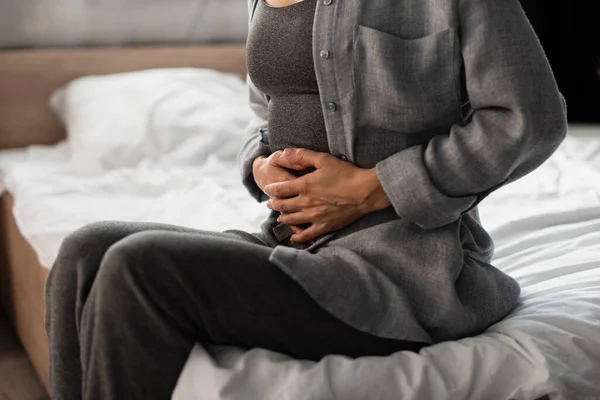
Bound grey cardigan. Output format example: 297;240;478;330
237;0;568;344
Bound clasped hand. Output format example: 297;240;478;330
258;148;389;243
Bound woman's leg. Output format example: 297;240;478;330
76;229;425;399
44;221;250;400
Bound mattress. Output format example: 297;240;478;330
0;126;599;399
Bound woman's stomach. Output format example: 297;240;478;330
267;94;330;154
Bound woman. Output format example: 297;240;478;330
45;0;567;398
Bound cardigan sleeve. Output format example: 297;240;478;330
374;0;568;230
237;0;272;202
237;74;273;203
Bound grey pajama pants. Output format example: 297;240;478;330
44;221;424;400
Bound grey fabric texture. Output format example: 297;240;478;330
245;0;328;246
45;221;424;399
246;0;328;156
238;0;568;344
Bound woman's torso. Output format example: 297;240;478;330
240;0;526;344
246;0;331;248
246;0;330;174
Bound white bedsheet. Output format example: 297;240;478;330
1;126;599;399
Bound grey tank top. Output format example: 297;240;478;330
246;0;329;247
246;0;329;166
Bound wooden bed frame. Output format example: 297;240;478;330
0;44;247;396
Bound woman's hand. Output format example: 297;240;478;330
252;153;299;196
263;148;392;243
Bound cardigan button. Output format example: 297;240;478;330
338;154;348;162
326;101;337;112
323;0;333;5
320;50;330;59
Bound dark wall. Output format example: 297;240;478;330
519;1;599;123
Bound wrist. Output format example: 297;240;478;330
356;168;392;214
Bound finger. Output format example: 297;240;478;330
276;171;298;182
290;225;304;234
269;148;327;170
264;178;307;198
267;196;311;213
268;151;305;171
268;198;299;213
277;211;313;226
263;173;297;201
291;223;326;243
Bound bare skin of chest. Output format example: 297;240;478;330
265;0;306;7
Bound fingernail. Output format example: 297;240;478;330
283;148;293;156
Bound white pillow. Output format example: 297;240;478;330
50;68;252;175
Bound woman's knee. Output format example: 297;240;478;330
45;221;120;332
48;221;133;300
94;231;167;293
60;221;129;255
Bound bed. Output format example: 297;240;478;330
0;45;599;400
0;44;248;395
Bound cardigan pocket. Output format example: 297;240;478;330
353;25;462;136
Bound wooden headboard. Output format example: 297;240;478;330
0;44;247;150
